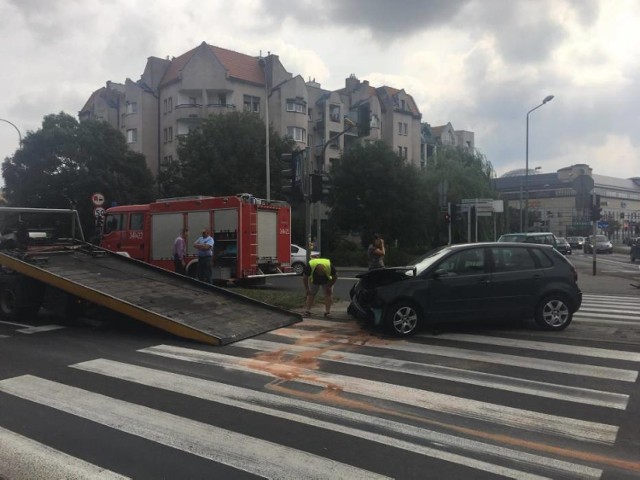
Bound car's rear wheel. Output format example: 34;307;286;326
292;262;305;276
534;294;573;331
384;301;422;336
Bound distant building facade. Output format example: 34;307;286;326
80;42;469;178
494;164;640;239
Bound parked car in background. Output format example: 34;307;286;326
624;236;640;246
583;235;613;254
555;237;572;255
497;232;558;247
630;239;640;262
290;243;320;275
348;242;581;336
566;236;585;249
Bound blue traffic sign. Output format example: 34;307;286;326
597;221;608;229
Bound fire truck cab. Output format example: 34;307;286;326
100;194;292;283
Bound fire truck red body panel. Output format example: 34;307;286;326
100;195;292;281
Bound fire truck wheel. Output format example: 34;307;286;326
0;277;44;320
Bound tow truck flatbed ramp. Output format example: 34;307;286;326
0;245;301;345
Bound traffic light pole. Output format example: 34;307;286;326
592;193;597;276
447;202;452;245
304;147;312;264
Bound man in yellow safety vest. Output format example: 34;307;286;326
302;257;338;318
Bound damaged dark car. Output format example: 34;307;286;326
348;242;582;336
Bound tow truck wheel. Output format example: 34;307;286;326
0;278;43;320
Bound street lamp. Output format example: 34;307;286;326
0;118;22;148
523;95;554;231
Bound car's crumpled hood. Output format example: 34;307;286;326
355;267;417;287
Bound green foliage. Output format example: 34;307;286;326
424;146;498;243
161;111;292;199
1;112;156;236
328;141;429;248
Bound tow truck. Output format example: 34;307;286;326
0;207;300;345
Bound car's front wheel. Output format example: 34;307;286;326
384;301;422;336
534;294;573;331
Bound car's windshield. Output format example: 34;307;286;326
409;245;455;275
498;234;526;242
595;235;608;242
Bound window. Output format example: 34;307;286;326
168;126;173;143
398;146;402;156
243;95;260;112
404;123;408;135
188;96;197;105
163;99;167;114
125;102;137;114
130;213;144;231
218;93;226;105
163;128;167;144
104;214;125;234
286;99;307;113
403;147;408;158
401;99;406;110
398;122;402;135
126;129;137;144
438;248;486;276
491;247;536;272
168;97;172;112
287;126;306;143
329;104;341;122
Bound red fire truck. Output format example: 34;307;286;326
100;194;292;283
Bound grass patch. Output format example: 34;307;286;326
233;288;305;311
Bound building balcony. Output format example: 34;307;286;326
175;104;203;119
206;103;236;115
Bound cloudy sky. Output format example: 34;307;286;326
1;0;638;180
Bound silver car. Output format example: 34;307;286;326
584;235;613;254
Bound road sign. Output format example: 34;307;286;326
597;221;608;229
94;207;105;218
91;192;105;206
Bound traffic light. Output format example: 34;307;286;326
280;153;293;195
310;173;332;203
591;205;602;222
444;212;450;224
357;103;371;137
280;151;304;200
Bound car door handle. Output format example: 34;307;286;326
478;277;491;284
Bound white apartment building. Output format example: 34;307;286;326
79;42;449;177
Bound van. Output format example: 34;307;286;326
497;232;558;247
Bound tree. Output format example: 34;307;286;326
329;141;429;248
425;146;498;243
162;111;292;199
2;112;156;236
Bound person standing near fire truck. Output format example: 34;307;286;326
173;228;188;274
194;228;214;283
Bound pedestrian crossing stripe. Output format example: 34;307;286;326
0;375;389;480
70;358;599;479
0;426;128;480
237;337;629;409
139;344;619;445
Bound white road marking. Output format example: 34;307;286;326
0;425;128;480
72;359;594;479
0;375;390;480
238;338;629;409
17;325;65;334
141;344;620;445
276;326;638;382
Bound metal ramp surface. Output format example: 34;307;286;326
0;245;301;345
